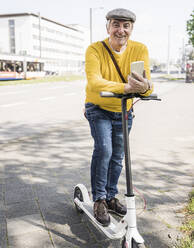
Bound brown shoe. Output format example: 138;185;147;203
93;199;110;226
107;198;127;216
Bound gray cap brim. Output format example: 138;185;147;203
106;8;136;23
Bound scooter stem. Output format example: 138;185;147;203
121;97;134;197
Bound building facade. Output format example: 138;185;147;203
0;13;89;74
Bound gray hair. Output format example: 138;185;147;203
106;20;110;30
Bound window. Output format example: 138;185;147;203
8;19;16;54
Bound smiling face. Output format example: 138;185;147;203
107;19;133;51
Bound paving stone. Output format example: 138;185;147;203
0;192;4;203
8;230;53;248
143;228;183;248
38;199;69;216
144;192;177;210
0;183;4;193
0;238;8;248
0;202;6;218
136;210;168;234
0;215;8;248
42;211;111;247
53;238;100;248
5;186;35;204
0;166;4;175
32;183;65;199
4;176;31;190
4;165;28;178
6;200;39;219
48;221;96;248
7;214;45;236
164;189;191;205
153;207;184;229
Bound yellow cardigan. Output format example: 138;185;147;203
85;38;153;112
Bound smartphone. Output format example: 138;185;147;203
130;61;144;77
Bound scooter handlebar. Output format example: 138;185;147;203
100;91;161;101
100;91;117;97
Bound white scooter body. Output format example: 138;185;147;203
74;184;144;247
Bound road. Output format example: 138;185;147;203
0;81;86;142
0;79;180;143
0;79;193;248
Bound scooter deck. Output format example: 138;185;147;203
74;198;126;239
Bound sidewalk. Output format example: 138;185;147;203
0;83;193;248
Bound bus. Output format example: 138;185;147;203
0;57;45;81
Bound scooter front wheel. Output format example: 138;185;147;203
121;237;146;248
121;237;128;248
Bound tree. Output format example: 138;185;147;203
187;9;194;47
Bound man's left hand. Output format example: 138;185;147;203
127;71;152;94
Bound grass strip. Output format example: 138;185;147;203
176;189;194;248
0;74;85;86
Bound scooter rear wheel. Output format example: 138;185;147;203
74;186;84;213
121;237;128;248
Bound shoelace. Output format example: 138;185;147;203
98;200;108;214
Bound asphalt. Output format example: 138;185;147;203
0;81;193;248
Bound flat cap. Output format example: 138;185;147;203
106;8;136;22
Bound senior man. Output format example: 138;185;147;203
85;8;153;226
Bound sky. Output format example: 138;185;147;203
0;0;193;63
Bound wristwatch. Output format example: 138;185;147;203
141;79;151;94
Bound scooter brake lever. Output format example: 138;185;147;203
140;93;161;101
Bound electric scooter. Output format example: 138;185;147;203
74;92;161;248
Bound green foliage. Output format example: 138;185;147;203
187;9;194;47
180;220;194;233
177;189;194;248
177;236;194;248
188;190;194;214
189;189;194;199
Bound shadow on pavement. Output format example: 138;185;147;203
0;119;192;248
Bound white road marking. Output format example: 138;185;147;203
0;90;28;96
64;92;76;96
0;102;26;108
40;96;56;101
174;136;194;142
0;89;77;109
47;85;68;90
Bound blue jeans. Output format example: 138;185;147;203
85;103;133;202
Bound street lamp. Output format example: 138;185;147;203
90;8;92;44
167;25;171;75
90;7;104;44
